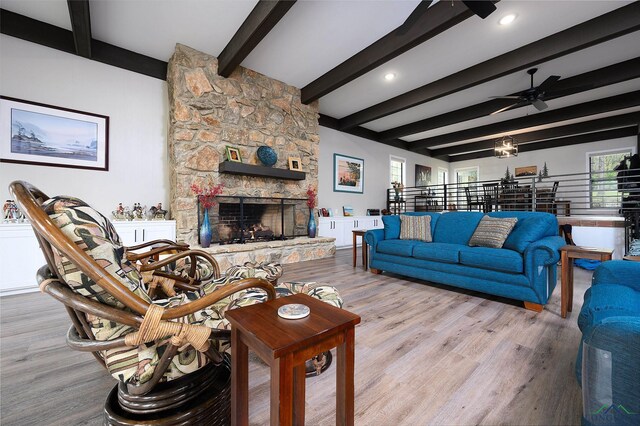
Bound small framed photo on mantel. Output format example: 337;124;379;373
225;146;242;163
288;157;302;171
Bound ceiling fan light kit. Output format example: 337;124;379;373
495;136;518;158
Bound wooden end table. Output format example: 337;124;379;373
560;245;613;318
226;293;361;426
352;230;368;270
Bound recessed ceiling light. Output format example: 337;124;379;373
384;72;396;81
499;14;517;26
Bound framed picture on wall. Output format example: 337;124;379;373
333;153;364;193
225;146;242;162
415;164;432;187
288;156;302;171
515;165;537;177
0;96;109;171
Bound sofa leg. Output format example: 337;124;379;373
523;301;543;313
370;268;383;275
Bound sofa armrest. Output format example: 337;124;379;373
524;235;565;267
592;260;640;293
365;229;384;249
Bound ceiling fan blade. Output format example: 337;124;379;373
532;99;548;111
537;75;561;92
397;0;434;35
462;1;497;19
491;103;521;115
489;95;522;100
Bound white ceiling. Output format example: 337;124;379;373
1;0;638;156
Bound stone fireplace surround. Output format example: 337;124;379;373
167;44;334;265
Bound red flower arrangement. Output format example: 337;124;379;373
191;180;224;210
306;187;317;209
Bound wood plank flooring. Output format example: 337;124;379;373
0;249;586;425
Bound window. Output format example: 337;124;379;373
390;156;405;187
589;149;632;208
437;167;448;185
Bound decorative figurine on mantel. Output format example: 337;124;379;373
112;203;132;220
149;203;167;220
3;200;24;222
132;203;146;220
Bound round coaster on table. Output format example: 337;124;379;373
278;304;310;319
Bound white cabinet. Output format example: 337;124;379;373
0;220;176;296
112;220;176;246
318;216;383;248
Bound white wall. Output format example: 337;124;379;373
0;35;169;215
318;126;449;216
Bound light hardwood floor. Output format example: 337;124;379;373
1;249;587;425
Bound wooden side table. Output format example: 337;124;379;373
226;293;361;426
560;245;614;318
352;229;368;270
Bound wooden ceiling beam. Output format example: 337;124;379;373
339;2;640;130
380;57;640;141
67;0;92;58
1;9;167;79
432;112;640;157
218;0;297;78
410;90;640;150
301;0;479;104
319;114;414;152
448;126;638;162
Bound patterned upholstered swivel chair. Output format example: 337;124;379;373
11;181;341;425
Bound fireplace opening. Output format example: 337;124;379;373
198;196;309;244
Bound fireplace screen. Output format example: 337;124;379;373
198;196;309;244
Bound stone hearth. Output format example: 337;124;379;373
204;237;335;272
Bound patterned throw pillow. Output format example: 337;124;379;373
399;214;432;242
469;216;518;248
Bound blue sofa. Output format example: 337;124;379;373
364;211;565;310
576;260;640;426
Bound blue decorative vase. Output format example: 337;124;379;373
257;146;277;167
307;208;316;238
200;209;212;248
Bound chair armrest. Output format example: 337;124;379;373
138;249;221;279
592;260;640;292
125;244;190;262
365;229;384;248
524;235;565;267
125;239;189;252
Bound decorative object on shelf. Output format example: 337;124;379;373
132;203;146;220
334;153;364;193
343;205;354;217
149;203;167;220
3;199;24;222
415;164;432;187
191;179;224;248
515;165;537;177
503;167;512;182
257;145;277;167
392;181;404;202
225;145;242;163
542;162;549;177
494;135;518;158
111;202;131;221
306;186;317;238
277;303;311;319
320;208;329;217
537;170;544;182
0;96;109;171
288;156;302;171
367;209;381;216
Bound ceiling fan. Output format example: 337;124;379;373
490;68;561;115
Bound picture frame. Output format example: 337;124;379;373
0;96;109;171
225;145;242;163
288;156;302;171
515;165;537;177
415;164;432;187
333;153;364;193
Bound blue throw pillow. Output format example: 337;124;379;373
382;215;401;240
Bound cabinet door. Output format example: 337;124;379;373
0;224;46;293
112;222;139;246
141;222;176;243
318;219;342;244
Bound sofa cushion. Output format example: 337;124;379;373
400;214;432;242
458;246;524;274
578;284;640;331
433;212;484;245
401;212;440;236
382;215;401;240
469;216;518;248
592;260;640;291
488;212;557;253
413;243;461;264
377;239;420;257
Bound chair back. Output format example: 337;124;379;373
551;181;560;200
464;186;472;203
483;183;499;212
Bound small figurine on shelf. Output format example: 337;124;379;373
112;203;129;221
392;181;404;202
3;200;21;222
149;203;167;220
132;203;146;220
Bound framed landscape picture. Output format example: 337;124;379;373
0;96;109;171
334;153;363;193
515;165;537;177
415;164;432;187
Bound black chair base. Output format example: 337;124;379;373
104;356;231;425
305;350;333;377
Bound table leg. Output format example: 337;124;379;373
271;354;294;426
568;258;574;313
363;240;368;271
337;327;355;426
561;251;569;319
293;363;306;425
231;328;249;426
352;232;357;267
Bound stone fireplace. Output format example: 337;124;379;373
167;44;320;245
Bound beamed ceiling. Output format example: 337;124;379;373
1;0;639;162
